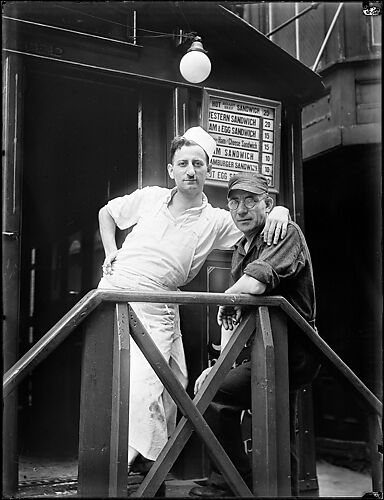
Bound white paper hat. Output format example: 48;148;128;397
182;126;216;163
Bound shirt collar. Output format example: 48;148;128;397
164;188;208;212
236;236;248;255
164;187;177;205
236;229;263;254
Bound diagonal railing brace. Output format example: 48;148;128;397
128;305;256;497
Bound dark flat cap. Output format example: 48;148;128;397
228;172;269;195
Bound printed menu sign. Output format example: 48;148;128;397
202;89;281;192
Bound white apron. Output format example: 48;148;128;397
98;200;198;460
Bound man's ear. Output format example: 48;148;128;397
207;162;212;173
167;163;174;179
265;196;274;213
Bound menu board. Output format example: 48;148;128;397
202;89;281;192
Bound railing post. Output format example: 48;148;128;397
251;306;291;496
368;413;383;494
78;302;114;497
78;302;130;497
297;384;319;496
109;303;130;497
251;306;278;496
269;307;292;496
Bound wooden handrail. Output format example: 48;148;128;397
3;290;102;397
3;289;382;419
278;299;383;416
2;290;279;397
98;289;284;306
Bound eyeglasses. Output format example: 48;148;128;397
227;195;266;211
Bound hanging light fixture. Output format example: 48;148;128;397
179;36;211;84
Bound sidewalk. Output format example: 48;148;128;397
12;456;373;498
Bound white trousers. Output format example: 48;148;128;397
98;276;188;461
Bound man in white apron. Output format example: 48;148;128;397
97;127;290;472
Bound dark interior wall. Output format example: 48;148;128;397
303;144;382;441
19;61;139;456
22;61;138;246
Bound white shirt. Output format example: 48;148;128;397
105;186;242;288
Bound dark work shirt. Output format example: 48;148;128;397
230;221;316;323
231;221;319;388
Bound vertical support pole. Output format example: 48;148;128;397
173;87;189;136
251;306;278;496
269;308;292;496
78;302;124;498
2;52;24;497
290;107;305;229
109;303;130;497
368;413;383;494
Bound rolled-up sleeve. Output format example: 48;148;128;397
105;186;159;230
243;225;305;293
244;260;279;290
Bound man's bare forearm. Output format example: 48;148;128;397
98;206;118;256
226;274;266;295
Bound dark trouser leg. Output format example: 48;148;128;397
205;362;300;495
204;363;252;487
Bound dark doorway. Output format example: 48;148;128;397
18;60;138;457
303;144;381;454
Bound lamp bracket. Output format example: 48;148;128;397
174;29;198;47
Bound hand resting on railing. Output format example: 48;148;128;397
217;274;267;331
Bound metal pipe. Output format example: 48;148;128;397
295;2;300;60
266;2;320;38
312;3;344;72
132;10;137;45
3;48;201;89
3;15;141;48
291;123;297;222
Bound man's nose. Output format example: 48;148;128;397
236;200;248;214
186;164;196;176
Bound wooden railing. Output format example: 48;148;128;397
3;290;383;497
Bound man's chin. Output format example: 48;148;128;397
236;221;252;230
182;182;200;192
236;222;261;236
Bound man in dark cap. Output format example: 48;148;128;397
190;172;320;497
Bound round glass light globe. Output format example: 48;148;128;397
179;51;211;84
